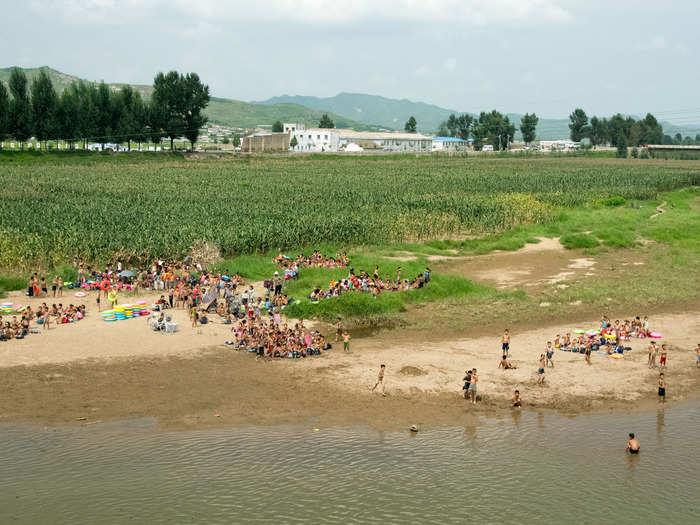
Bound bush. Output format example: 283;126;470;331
597;196;626;207
631;147;639;158
560;233;600;249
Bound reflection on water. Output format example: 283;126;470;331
1;404;698;525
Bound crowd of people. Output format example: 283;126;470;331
0;303;86;341
227;317;331;359
309;266;431;301
274;251;349;271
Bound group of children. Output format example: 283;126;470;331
0;303;86;341
227;317;331;359
309;266;430;301
274;251;349;271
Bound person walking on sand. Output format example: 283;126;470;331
648;341;657;369
335;318;343;342
371;364;386;396
469;368;479;404
626;433;640;454
502;329;510;357
696;343;700;369
190;305;199;328
537;354;546;384
342;330;351;353
462;369;472;399
585;343;592;365
659;344;668;369
658;373;666;402
545;341;554;367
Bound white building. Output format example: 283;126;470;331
338;130;433;152
432;136;471;152
539;139;580;151
287;125;434;153
290;128;340;152
284;122;305;134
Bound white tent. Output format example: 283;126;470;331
344;142;364;152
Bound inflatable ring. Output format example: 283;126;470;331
101;281;110;291
650;332;662;338
75;292;86;298
610;354;623;359
574;329;585;334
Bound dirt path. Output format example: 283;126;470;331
650;200;667;219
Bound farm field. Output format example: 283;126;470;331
1;152;699;270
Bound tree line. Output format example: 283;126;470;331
431;111;538;150
568;109;664;148
0;68;210;151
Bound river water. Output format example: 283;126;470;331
1;403;698;524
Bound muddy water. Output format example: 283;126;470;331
1;403;698;524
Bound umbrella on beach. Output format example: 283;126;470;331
119;270;136;278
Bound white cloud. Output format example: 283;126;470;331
28;0;574;25
443;58;457;73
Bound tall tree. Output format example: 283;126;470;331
446;114;458;137
181;72;209;149
0;81;9;148
472;110;515;151
95;81;114;149
318;113;334;128
56;85;80;149
272;120;283;132
519;113;538;144
589;116;608;146
8;68;32;149
455;114;473;140
639;113;663;145
568;108;589;142
152;71;185;150
404;116;417;133
290;135;298;149
30;70;59;150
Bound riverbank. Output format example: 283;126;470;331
1;287;697;429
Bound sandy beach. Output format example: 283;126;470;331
1;287;698;430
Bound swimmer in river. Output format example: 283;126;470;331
512;389;521;408
502;329;510;357
626;433;640;454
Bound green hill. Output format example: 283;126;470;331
0;66;379;131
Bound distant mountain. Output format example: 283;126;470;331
258;93;578;139
258;92;456;132
0;66;381;132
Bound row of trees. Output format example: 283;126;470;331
433;111;538;150
663;132;700;146
568;109;664;147
0;68;209;150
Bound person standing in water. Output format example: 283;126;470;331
658;373;666;402
512;390;522;408
626;433;640;454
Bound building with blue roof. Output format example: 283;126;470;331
432;136;472;152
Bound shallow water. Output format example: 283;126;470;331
1;403;698;524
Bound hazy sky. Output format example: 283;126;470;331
4;0;700;124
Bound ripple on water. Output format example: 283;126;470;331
0;404;698;524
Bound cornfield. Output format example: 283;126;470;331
1;154;699;270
